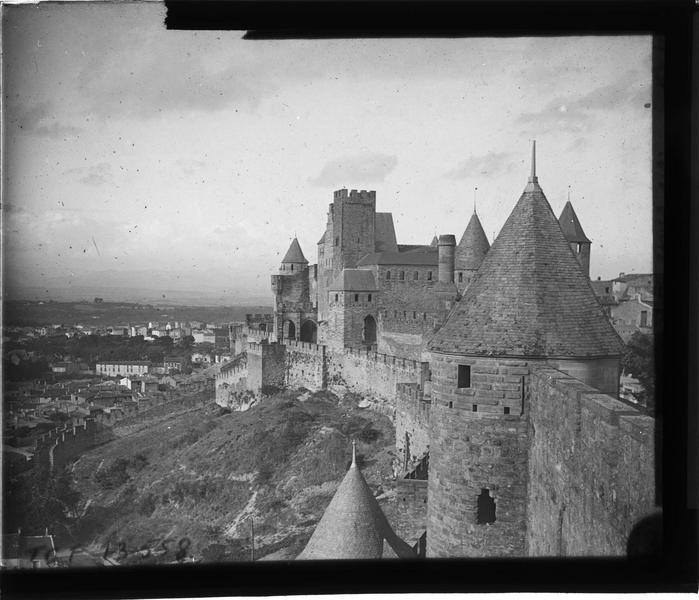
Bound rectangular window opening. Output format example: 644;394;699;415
368;294;372;302
354;294;359;302
472;404;478;412
457;364;471;388
428;271;432;281
504;407;510;415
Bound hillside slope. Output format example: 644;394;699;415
66;389;398;563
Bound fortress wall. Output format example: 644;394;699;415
44;419;115;472
327;348;428;417
527;367;656;556
215;362;248;406
395;383;431;469
285;341;326;391
247;342;286;393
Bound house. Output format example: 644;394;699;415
95;361;151;377
50;361;78;374
610;293;653;342
163;356;183;372
192;329;216;344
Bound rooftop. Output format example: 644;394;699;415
281;238;308;264
455;211;490;271
297;444;414;560
430;143;624;358
329;269;378;292
558;200;591;244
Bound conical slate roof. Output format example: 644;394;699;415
429;155;624;358
559;200;591;243
430;235;438;247
455;211;490;271
281;238;308;264
297;446;414;560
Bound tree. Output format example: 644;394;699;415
621;331;655;414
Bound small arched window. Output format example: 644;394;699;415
477;489;496;524
413;271;419;280
386;271;391;280
291;264;294;271
458;273;463;283
399;271;405;281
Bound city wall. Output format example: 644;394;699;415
526;367;656;556
285;341;326;391
394;383;431;470
327;347;428;417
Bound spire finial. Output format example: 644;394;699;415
473;186;478;214
567;185;571;203
528;139;537;183
351;440;357;467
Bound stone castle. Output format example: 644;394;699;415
216;143;656;558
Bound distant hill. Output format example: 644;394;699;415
3;300;272;327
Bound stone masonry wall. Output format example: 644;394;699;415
285;340;326;391
395;383;431;470
247;342;287;393
327;348;428;417
527;367;656;556
427;353;539;558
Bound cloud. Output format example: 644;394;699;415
308;154;398;187
9;100;81;138
516;72;651;134
445;152;517;180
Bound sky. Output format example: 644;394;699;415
2;2;653;304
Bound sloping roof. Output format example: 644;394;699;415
358;246;438;267
317;231;326;245
329;269;378;291
282;238;308;264
430;236;438;247
614;273;653;284
374;213;398;253
297;449;414;560
558;200;591;243
429;174;625;358
455;211;490;271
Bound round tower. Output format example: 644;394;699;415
426;142;624;558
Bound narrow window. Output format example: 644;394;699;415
577;243;582;253
640;311;648;327
427;271;433;281
448;401;453;409
386;271;391;280
354;294;359;303
458;273;463;283
423;312;427;320
403;311;407;318
335;236;339;246
504;407;510;415
334;294;338;302
476;489;496;524
413;271;419;280
605;286;610;294
399;271;405;281
472;404;477;412
368;294;372;302
457;364;471;388
413;311;417;319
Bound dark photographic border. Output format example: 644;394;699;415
2;0;695;597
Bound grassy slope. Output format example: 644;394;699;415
68;389;397;563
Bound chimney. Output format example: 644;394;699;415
438;234;456;284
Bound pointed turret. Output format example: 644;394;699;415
559;200;591;276
297;442;415;560
430;235;438;247
281;237;308;265
455;209;490;292
430;142;623;358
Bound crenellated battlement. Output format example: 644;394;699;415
333;188;376;203
285;340;326;357
343;347;424;372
